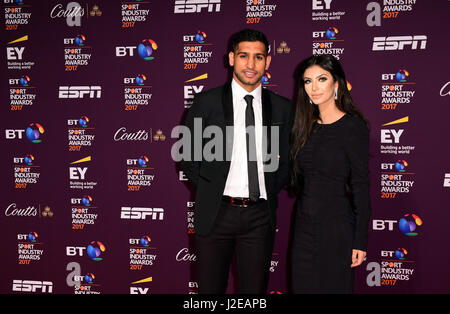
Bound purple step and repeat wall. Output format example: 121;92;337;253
1;0;449;294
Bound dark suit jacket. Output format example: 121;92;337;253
180;83;293;236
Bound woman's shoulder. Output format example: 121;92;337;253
344;113;369;132
338;113;370;142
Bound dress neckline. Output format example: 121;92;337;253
316;113;348;127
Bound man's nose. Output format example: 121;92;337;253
247;56;255;69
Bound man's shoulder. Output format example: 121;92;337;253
264;88;291;105
264;89;292;113
194;84;228;102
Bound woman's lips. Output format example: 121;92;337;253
311;93;323;99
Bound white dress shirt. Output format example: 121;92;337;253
223;79;267;199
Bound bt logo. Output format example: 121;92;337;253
5;123;45;143
312;27;339;40
66;241;106;261
372;214;423;236
116;39;158;60
381;69;410;82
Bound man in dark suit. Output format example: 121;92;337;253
179;29;293;294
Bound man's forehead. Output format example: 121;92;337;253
235;41;267;54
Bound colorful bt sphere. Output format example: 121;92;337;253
136;74;146;86
84;273;95;284
87;241;106;261
326;27;338;40
26;123;44;143
195;31;207;44
79;116;89;127
399;214;423;236
396;69;409;82
346;80;352;91
75;34;86;47
138;39;158;61
24;154;35;165
395;248;408;260
139;155;149;167
262;72;271;85
395;160;408;172
140;235;151;247
82;195;93;206
20;75;30;86
28;232;38;242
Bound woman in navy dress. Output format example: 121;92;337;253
289;54;371;293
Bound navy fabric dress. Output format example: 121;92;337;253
291;114;371;294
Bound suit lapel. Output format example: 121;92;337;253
222;83;233;125
262;87;272;155
222;83;233;176
261;88;275;192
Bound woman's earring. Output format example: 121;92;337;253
309;98;313;105
334;89;338;100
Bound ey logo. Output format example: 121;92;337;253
69;156;91;180
380;116;408;144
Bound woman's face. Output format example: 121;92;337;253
303;65;338;107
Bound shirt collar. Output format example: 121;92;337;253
231;78;262;102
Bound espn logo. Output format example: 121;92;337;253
120;207;164;220
174;0;221;13
12;280;53;293
444;173;450;187
59;86;102;98
372;35;427;51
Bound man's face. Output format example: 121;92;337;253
229;41;271;92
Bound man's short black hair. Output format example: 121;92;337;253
230;29;269;54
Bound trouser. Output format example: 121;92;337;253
195;200;274;294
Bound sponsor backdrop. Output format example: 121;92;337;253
1;0;449;294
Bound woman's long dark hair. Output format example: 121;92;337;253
289;54;368;194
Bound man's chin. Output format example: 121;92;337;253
235;74;262;89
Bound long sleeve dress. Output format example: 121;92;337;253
291;113;371;294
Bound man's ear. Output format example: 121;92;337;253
228;51;235;67
265;55;272;70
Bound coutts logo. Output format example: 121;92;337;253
176;248;197;262
114;127;149;141
440;82;450;97
5;203;37;217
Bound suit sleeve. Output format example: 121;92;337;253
275;99;294;193
179;94;203;188
345;118;372;251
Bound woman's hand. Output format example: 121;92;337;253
351;249;366;268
